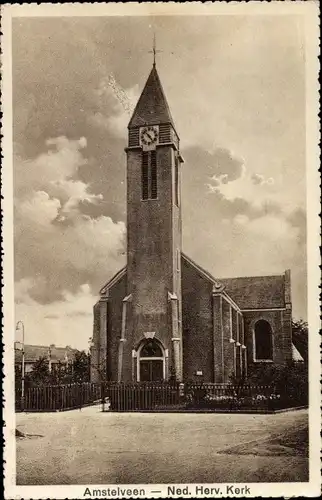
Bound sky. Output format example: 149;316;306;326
13;15;307;350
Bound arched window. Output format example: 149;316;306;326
138;339;164;382
254;320;273;361
140;339;163;358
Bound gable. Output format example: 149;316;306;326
181;253;223;290
219;275;286;309
100;266;127;295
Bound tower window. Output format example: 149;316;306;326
175;156;179;207
142;152;149;200
150;151;157;199
142;151;157;200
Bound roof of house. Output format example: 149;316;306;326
128;65;175;129
292;343;304;362
15;344;78;363
292;330;308;361
219;275;286;310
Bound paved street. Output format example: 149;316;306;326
16;407;308;485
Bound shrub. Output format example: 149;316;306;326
247;361;308;406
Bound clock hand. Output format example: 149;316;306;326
146;132;154;141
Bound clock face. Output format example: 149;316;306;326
140;126;159;148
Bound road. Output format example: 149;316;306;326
16;407;308;485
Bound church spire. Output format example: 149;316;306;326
128;63;175;129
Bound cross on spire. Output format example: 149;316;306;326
149;33;162;67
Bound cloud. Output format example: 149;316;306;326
16;191;61;227
208;163;276;211
15;137;88;197
251;173;274;186
15;282;98;350
184;145;280;222
210;147;244;182
89;74;140;138
14;135;106;226
181;143;307;320
51;179;103;220
232;213;300;242
14;137;126;306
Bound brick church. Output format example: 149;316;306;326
90;62;293;384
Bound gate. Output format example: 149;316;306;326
102;382;181;411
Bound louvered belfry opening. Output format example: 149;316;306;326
141;150;157;200
128;128;139;147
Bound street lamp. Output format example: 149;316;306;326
88;337;94;382
15;321;25;411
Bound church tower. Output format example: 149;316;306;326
125;62;184;381
92;55;293;387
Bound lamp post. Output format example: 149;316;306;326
15;321;25;411
88;338;94;382
64;351;69;382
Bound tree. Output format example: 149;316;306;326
29;356;51;386
246;360;308;406
72;350;90;383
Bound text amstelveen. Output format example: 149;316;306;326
84;488;145;497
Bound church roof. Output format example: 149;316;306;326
219;275;286;310
128;65;175;128
99;260;287;311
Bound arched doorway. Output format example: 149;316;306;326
138;339;165;382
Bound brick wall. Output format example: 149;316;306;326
181;256;214;382
243;309;292;369
106;272;127;381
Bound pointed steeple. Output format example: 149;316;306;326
128;65;175;129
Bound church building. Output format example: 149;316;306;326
90;61;293;384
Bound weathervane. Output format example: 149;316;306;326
149;33;162;67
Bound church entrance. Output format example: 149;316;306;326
138;338;165;382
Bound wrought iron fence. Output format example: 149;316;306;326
102;382;181;411
184;383;307;411
15;381;307;413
